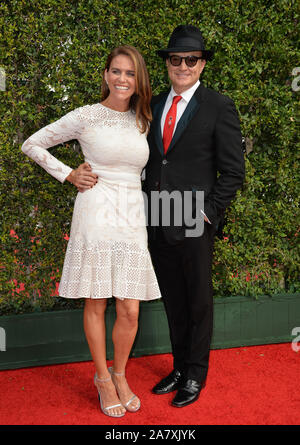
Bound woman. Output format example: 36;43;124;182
21;45;161;418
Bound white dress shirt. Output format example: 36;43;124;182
160;80;200;136
160;80;211;224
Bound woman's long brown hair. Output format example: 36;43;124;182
101;45;152;134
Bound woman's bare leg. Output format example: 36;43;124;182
111;298;140;410
83;298;125;416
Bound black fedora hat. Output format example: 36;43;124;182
157;25;213;61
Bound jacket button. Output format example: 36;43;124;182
162;159;168;165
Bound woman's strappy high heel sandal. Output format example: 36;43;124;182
108;367;141;412
94;373;126;417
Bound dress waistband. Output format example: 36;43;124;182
92;167;142;188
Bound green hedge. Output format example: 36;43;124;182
0;0;299;315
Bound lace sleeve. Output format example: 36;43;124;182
21;108;84;183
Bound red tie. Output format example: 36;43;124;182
163;95;182;154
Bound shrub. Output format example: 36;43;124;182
0;0;299;314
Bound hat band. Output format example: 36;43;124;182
170;36;205;51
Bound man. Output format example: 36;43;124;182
144;25;245;407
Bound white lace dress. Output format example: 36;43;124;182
21;103;161;301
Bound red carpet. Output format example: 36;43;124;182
0;343;299;426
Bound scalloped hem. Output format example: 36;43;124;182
57;293;161;301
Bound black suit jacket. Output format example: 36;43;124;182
144;83;245;243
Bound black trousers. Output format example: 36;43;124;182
149;224;215;383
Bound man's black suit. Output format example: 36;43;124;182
144;83;245;382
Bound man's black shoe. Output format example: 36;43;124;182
152;370;183;395
171;379;205;407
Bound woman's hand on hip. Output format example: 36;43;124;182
66;162;98;192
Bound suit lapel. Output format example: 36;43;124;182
167;84;204;153
152;84;205;156
152;92;168;156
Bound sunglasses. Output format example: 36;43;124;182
168;55;203;68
